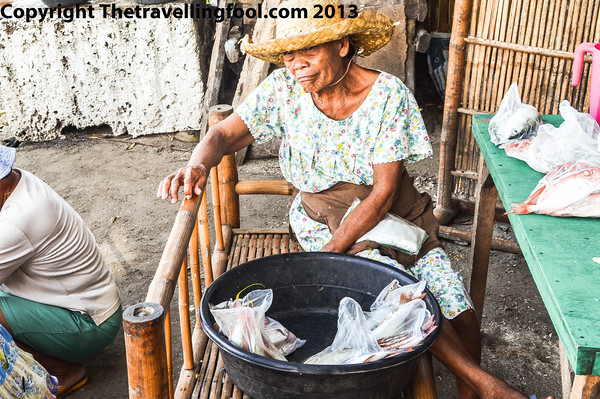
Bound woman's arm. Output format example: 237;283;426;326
321;160;404;253
157;113;254;203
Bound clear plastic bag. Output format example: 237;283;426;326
504;101;600;173
342;199;428;255
303;280;436;365
304;297;381;365
489;82;541;147
509;161;600;217
209;289;305;361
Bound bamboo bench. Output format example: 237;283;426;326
122;105;438;399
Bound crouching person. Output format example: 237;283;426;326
0;146;122;397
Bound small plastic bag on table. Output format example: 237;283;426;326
504;101;600;173
489;82;541;147
209;289;305;361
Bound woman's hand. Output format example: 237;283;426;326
156;113;253;204
157;164;208;204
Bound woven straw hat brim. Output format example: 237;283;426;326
241;11;394;65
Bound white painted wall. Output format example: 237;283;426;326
0;3;208;141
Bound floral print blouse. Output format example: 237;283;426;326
0;325;58;399
235;68;433;193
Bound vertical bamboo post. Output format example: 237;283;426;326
210;166;225;252
198;192;214;287
218;153;240;228
178;258;194;370
209;105;236;278
165;309;173;399
434;0;474;225
123;303;168;399
188;220;202;327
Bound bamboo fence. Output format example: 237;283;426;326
436;0;600;223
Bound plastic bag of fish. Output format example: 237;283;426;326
303;280;437;365
342;198;429;255
504;101;600;173
209;289;306;361
508;161;600;217
489;82;542;147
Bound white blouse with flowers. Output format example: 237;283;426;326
235;68;433;194
235;68;474;320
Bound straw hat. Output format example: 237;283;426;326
240;0;395;65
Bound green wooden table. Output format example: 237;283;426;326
470;114;600;398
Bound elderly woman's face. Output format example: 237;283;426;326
283;39;348;93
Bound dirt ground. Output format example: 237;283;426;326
2;105;562;398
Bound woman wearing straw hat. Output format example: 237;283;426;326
159;1;552;398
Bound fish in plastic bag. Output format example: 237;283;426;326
342;199;429;255
504;101;600;173
489;82;541;147
209;289;305;361
303;280;437;365
508;161;600;217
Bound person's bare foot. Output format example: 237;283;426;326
478;376;555;399
51;362;86;389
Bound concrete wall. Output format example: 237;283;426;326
0;3;209;141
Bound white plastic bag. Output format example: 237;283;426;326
508;161;600;217
303;297;381;365
209;289;305;361
504;101;600;173
342;199;428;255
489;82;541;146
303;280;437;365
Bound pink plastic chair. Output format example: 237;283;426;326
572;43;600;124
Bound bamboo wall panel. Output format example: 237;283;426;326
452;0;599;202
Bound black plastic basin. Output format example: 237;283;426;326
199;252;441;399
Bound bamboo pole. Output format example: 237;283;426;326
439;225;520;254
235;180;294;195
209;105;235;279
434;0;475;225
165;310;173;399
189;220;201;328
538;0;559;113
264;234;274;257
211;167;225;252
272;234;281;255
145;193;203;309
199;192;214;287
123;303;169;399
178;258;194;370
218;154;240;228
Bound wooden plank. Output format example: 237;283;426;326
561;340;574;399
569;375;600;399
410;354;438;399
468;155;498;322
199;343;220;399
471;114;600;376
264;234;274;257
198;0;232;138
